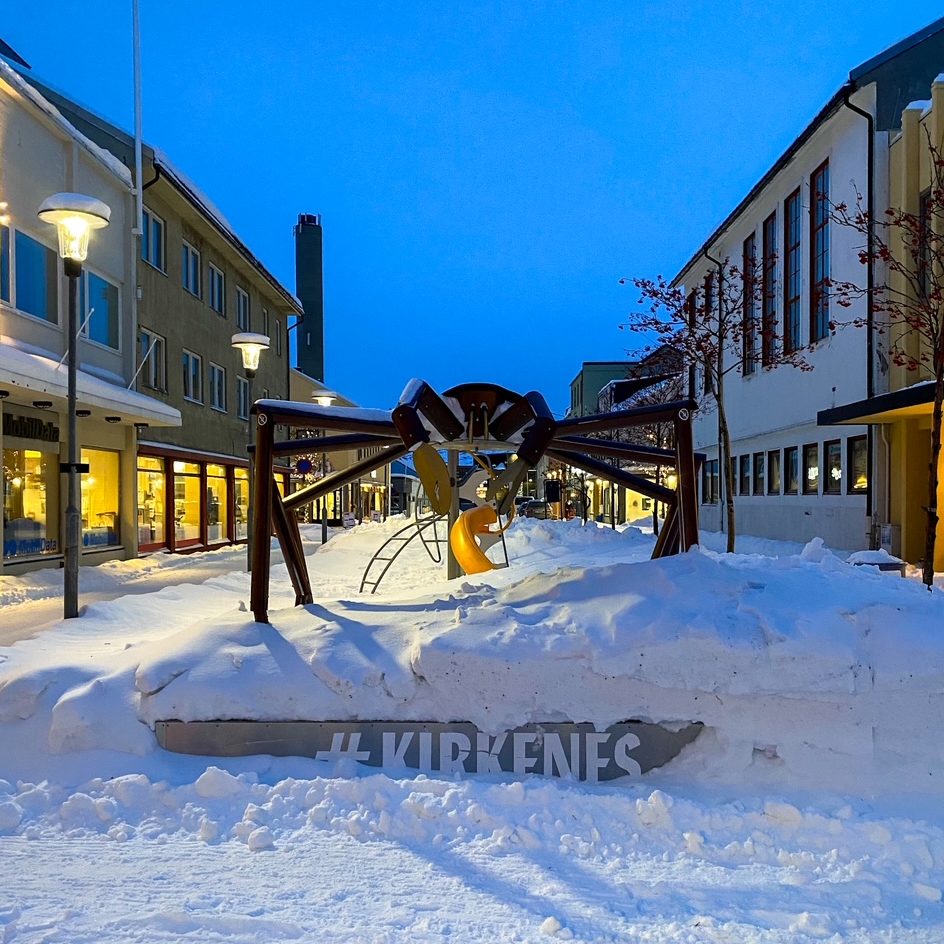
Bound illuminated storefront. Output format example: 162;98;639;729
81;448;121;548
3;437;60;561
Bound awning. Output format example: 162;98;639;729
0;342;181;428
818;381;936;426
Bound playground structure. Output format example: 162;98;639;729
249;379;700;623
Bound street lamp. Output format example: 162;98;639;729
232;332;269;570
38;192;111;620
312;390;337;543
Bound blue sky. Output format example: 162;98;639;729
4;2;942;413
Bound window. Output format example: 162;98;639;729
141;207;165;271
137;455;167;549
3;446;59;559
848;436;868;493
701;275;714;395
753;452;765;495
783;188;801;352
0;225;9;303
234;467;249;539
208;263;225;315
262;307;270;337
182;350;203;403
739;454;751;495
236;376;250;420
236;287;250;331
83;271;119;350
767;449;781;495
182;241;201;296
81;448;120;549
803;443;819;495
824;439;842;494
742;232;756;375
14;230;57;322
810;160;830;342
275;318;283;356
206;464;229;544
701;459;719;504
762;211;777;366
784;446;798;495
138;329;166;391
173;460;202;545
209;363;226;412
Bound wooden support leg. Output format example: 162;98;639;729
272;490;312;606
651;504;678;559
674;411;699;551
250;411;275;623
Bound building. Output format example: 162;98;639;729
567;361;632;417
19;73;303;555
672;16;944;562
0;61;179;575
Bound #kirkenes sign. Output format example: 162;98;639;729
155;720;702;782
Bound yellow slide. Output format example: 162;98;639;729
450;505;499;574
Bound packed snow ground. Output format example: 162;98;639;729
1;518;943;942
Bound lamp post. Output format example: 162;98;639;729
232;332;270;570
312;390;337;544
38;193;111;620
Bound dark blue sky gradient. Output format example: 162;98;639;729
5;2;942;412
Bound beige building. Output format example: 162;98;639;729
0;62;179;575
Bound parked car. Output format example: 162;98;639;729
519;500;551;520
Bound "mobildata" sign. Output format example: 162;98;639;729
156;720;702;782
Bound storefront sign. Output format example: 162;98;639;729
156;720;703;782
3;413;59;442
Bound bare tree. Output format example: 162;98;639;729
830;136;944;587
622;254;809;551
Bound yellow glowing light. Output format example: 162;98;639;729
10;476;22;488
37;193;111;262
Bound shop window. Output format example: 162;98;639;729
137;455;166;549
206;463;229;543
803;443;819;495
81;448;120;548
784;447;798;495
824;439;842;494
848;436;868;493
1;225;9;302
767;449;781;495
3;447;59;559
14;230;58;323
234;467;249;540
84;271;120;350
139;329;166;392
753;452;765;495
173;461;202;545
739;454;751;495
701;459;719;504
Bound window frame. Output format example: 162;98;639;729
802;442;820;496
138;328;166;392
752;451;765;495
141;207;166;273
783;188;801;353
235;286;250;331
823;438;842;494
738;454;751;495
767;449;781;495
208;262;225;316
209;362;227;413
810;160;830;342
848;435;868;494
784;446;798;495
236;375;250;420
182;239;202;298
742;232;757;375
275;317;283;356
81;266;121;352
182;349;204;404
11;227;59;324
761;211;777;366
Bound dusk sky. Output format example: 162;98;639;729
5;2;942;414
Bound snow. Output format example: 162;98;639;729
1;518;944;941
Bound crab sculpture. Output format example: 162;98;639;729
248;379;700;623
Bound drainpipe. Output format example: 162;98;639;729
841;87;876;523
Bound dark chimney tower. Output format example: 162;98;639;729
294;213;325;381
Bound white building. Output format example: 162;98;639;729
675;17;944;556
0;61;179;574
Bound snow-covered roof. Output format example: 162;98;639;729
0;60;132;188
